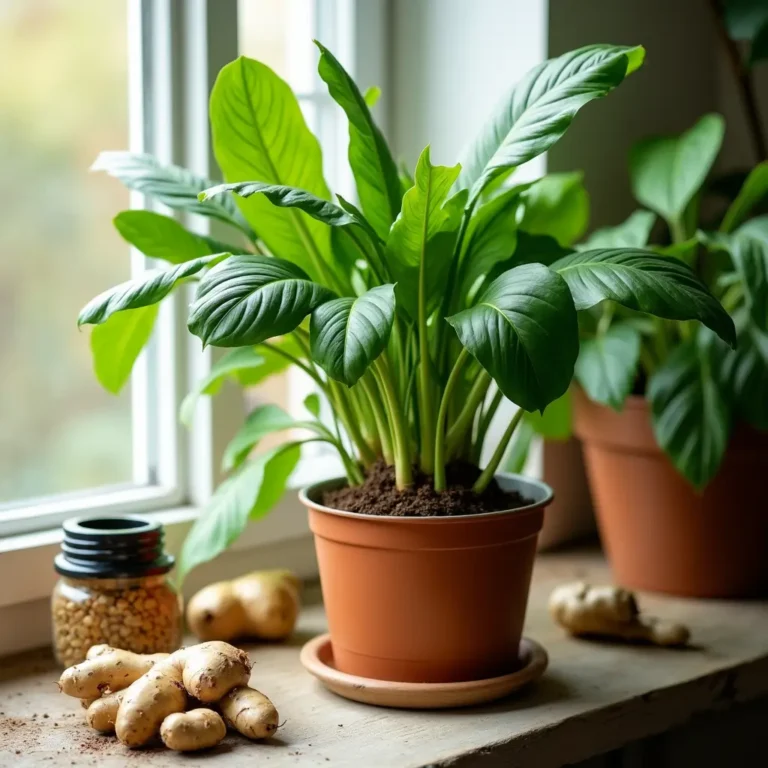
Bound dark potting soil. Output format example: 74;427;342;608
321;460;531;517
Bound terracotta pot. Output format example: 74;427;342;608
299;474;551;684
574;389;768;598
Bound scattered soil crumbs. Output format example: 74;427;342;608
322;460;530;517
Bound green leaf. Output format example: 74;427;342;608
310;284;396;386
188;255;335;347
316;42;401;240
630;114;725;228
750;20;768;64
387;147;462;317
447;263;579;412
90;304;158;395
304;393;321;418
92;151;252;237
202;181;356;228
222;404;296;473
519;172;590;247
725;321;768;429
180;339;298;426
456;44;644;196
177;443;301;582
78;255;225;326
648;339;730;489
575;323;641;410
736;214;768;240
113;211;238;264
582;210;656;249
210;57;331;280
525;390;573;440
720;162;768;233
723;0;768;40
364;86;381;108
730;235;768;331
551;248;737;347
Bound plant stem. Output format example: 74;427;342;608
596;303;615;337
472;387;503;463
417;205;436;474
373;358;413;488
709;0;768;162
360;372;394;464
328;380;377;467
445;370;491;457
433;348;470;491
259;340;324;388
670;217;688;245
472;408;525;494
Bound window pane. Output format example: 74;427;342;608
0;0;132;505
238;0;316;92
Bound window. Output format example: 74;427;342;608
0;0;385;539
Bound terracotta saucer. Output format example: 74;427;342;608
300;634;548;709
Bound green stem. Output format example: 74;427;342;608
373;358;412;488
259;340;324;388
472;408;525;494
328;380;377;467
360;372;393;464
670;217;687;245
433;348;470;491
445;370;490;458
473;387;503;464
597;303;615;337
417;204;436;473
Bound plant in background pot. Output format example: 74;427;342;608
79;41;735;683
530;2;768;599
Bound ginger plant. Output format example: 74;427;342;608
78;42;735;578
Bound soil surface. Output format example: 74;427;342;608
321;460;531;517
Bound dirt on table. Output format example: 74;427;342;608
321;460;531;517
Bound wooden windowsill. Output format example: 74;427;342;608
1;549;767;767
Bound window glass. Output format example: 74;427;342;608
0;0;131;505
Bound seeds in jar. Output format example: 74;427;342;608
52;578;181;667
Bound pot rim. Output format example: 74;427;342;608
298;471;554;523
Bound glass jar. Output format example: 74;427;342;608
52;516;182;667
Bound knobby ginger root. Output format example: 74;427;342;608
160;709;227;752
218;685;279;740
186;569;301;642
58;646;170;699
549;582;690;646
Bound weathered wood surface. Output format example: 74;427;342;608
1;549;767;768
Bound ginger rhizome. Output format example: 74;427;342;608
549;582;690;647
58;642;279;752
186;569;301;642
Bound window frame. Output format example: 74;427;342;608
0;0;389;641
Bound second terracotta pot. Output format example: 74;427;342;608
575;389;768;598
300;474;550;684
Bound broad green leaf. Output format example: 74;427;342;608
177;443;301;582
525;390;573;440
519;172;590;247
551;248;737;346
114;211;238;264
78;255;225;326
456;44;644;196
387;147;462;317
310;285;396;386
725;321;768;429
648;340;730;489
629;114;725;228
730;235;768;330
92;151;252;237
364;86;381;108
210;57;331;280
202;181;356;228
316;42;401;240
737;214;768;240
189;255;335;347
222;404;296;472
90;304;158;395
720;162;768;233
582;210;656;249
575;323;641;410
460;185;527;297
447;263;579;412
180;338;299;426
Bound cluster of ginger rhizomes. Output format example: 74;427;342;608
52;575;181;667
59;642;279;752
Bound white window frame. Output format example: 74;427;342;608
0;0;389;654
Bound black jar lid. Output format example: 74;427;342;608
54;515;174;579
